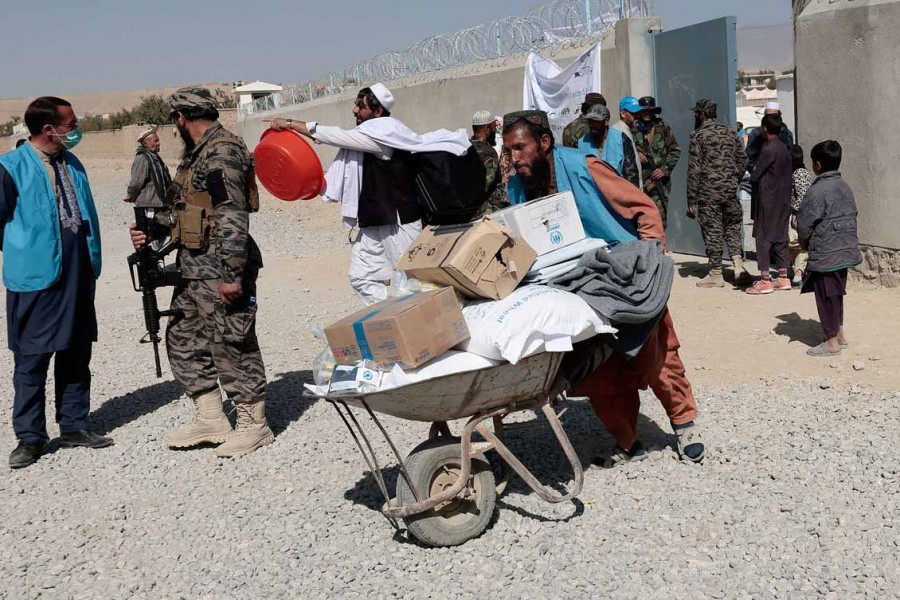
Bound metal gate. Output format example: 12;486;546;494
653;17;739;256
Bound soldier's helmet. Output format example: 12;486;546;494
638;96;663;114
692;99;718;117
168;87;217;112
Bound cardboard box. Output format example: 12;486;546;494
324;288;470;369
488;191;586;255
396;219;537;300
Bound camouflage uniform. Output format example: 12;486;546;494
633;119;681;227
687;114;749;269
562;115;590;149
165;89;266;406
470;137;507;216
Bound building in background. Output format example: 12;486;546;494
233;81;283;113
737;87;777;108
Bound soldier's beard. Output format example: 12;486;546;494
694;117;704;130
178;125;195;159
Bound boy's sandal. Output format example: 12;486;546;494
807;343;842;357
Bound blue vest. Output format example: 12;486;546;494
507;147;638;243
0;144;102;292
576;128;626;176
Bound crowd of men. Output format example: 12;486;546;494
1;83;860;470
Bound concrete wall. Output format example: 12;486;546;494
239;18;661;165
796;0;900;285
601;17;661;109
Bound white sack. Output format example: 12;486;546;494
458;285;616;364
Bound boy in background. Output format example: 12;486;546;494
797;140;863;357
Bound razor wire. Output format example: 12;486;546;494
247;0;653;114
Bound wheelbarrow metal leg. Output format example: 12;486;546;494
329;401;399;529
540;401;584;498
474;401;583;503
361;400;420;504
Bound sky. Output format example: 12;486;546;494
0;0;791;98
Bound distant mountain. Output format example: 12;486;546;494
737;23;794;71
0;83;232;123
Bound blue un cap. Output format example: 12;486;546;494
619;96;642;114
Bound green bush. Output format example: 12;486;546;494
81;93;231;132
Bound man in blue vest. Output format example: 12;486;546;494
503;110;705;464
575;104;641;189
0;97;111;469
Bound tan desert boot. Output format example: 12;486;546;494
164;389;233;448
215;401;274;458
696;266;725;288
732;255;752;284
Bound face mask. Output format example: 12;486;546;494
52;126;83;149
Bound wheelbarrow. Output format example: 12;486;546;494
305;351;584;547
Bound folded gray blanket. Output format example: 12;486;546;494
549;239;673;325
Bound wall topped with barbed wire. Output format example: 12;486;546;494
245;0;653;114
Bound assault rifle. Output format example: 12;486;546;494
127;207;182;377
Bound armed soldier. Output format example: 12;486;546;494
633;96;681;228
687;100;750;288
561;93;606;149
129;88;272;457
470;110;507;215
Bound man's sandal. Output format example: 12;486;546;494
807;343;841;357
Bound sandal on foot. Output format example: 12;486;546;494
673;421;705;463
807;343;841;357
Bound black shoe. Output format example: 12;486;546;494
593;440;648;468
59;430;114;449
9;441;44;469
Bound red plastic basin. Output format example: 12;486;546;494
254;128;325;201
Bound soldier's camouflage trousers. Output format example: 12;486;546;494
166;279;267;404
645;184;670;229
697;198;744;268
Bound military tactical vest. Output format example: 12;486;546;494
170;134;260;250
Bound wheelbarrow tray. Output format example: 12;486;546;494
320;352;563;422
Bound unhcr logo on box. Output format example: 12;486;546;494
548;223;563;246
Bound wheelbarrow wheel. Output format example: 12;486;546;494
396;437;496;547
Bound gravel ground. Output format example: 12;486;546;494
0;166;899;598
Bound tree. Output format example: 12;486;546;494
78;95;171;132
132;95;171;125
213;88;236;109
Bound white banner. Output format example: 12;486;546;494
522;43;603;143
